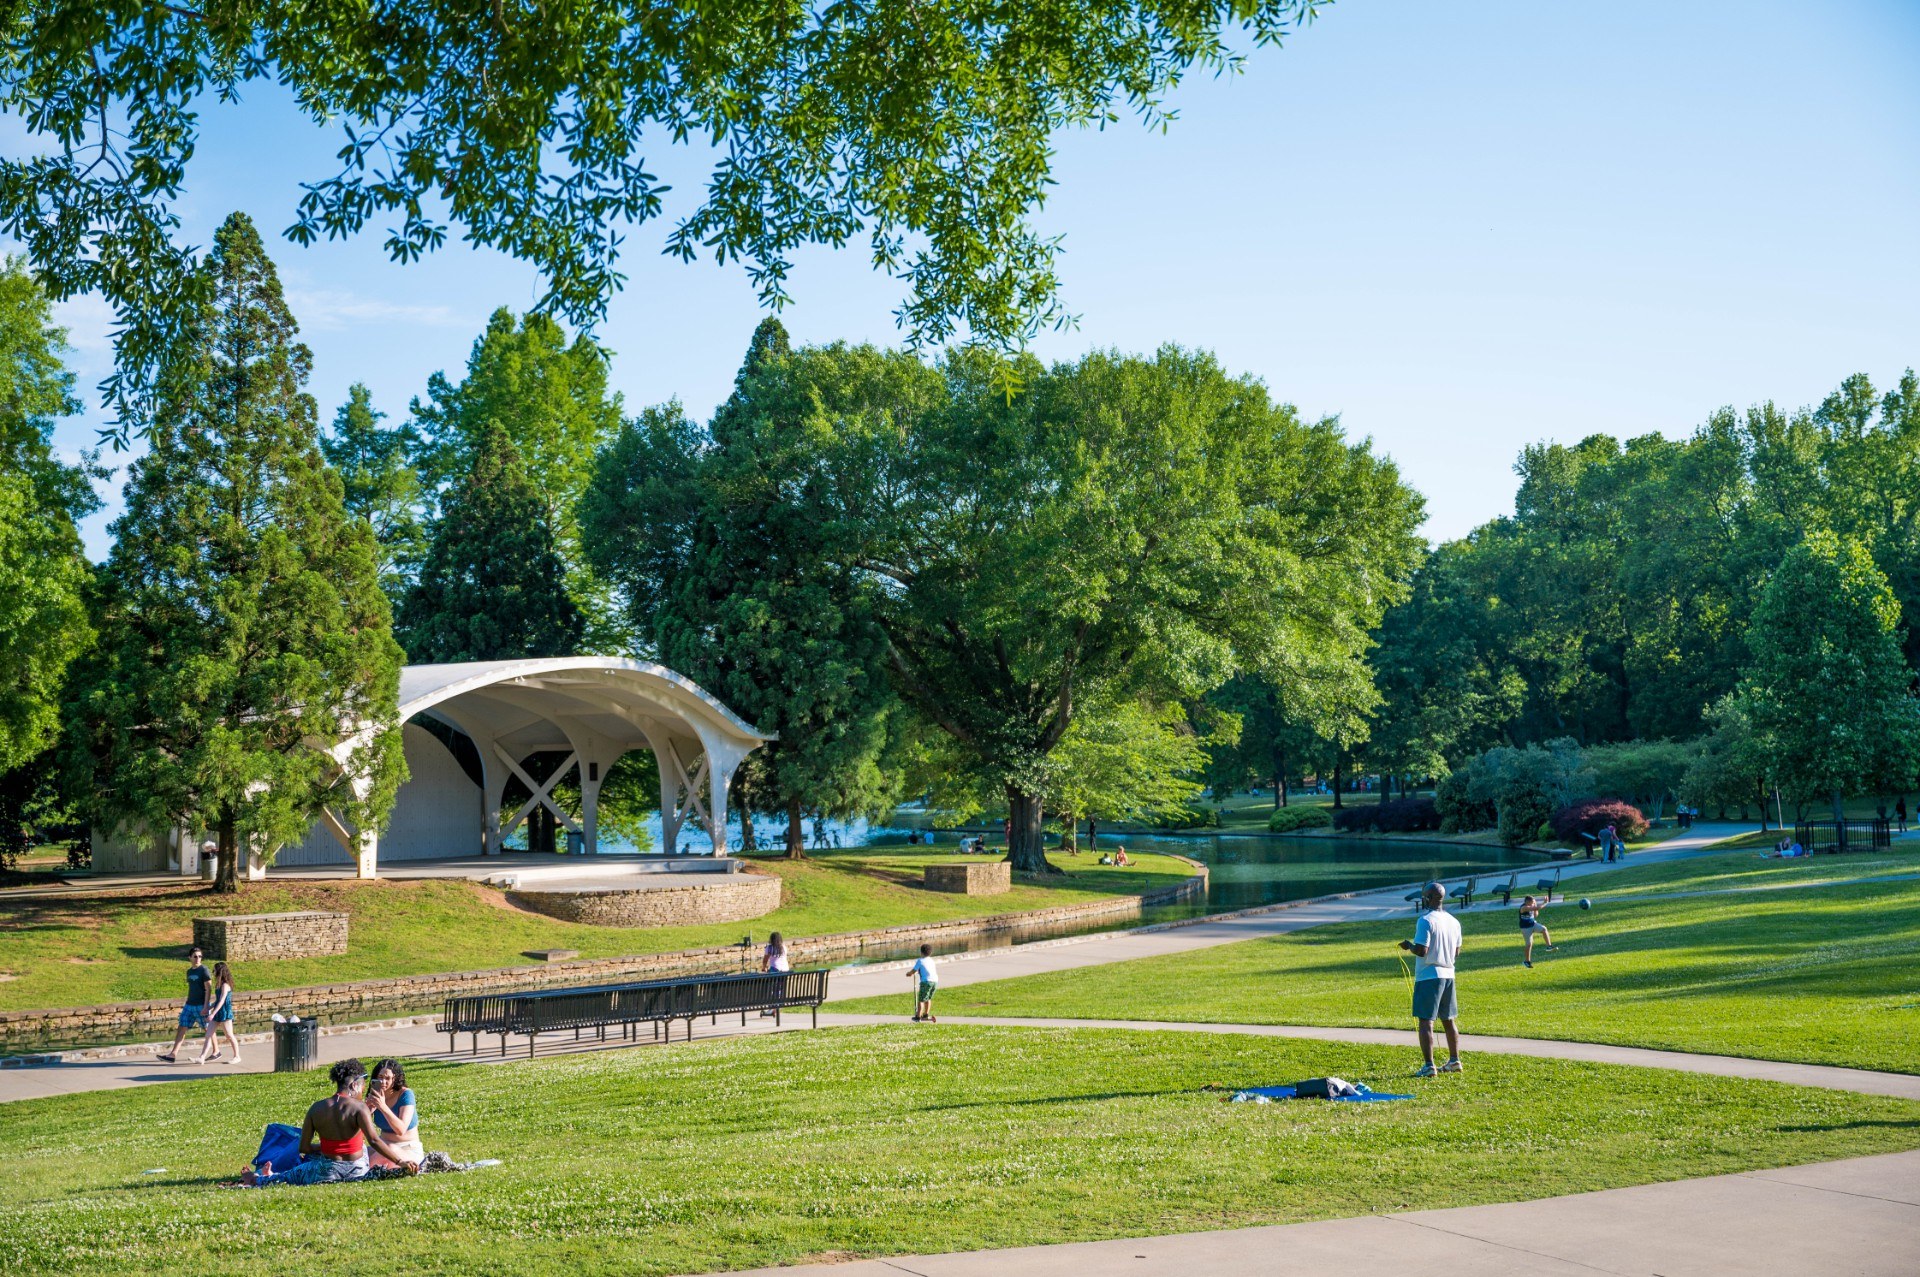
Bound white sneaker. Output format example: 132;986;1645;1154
1411;1063;1437;1078
1439;1058;1464;1074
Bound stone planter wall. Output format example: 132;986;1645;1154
510;873;782;927
1;857;1207;1051
924;861;1011;895
193;912;348;961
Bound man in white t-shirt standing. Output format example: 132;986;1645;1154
1399;881;1464;1077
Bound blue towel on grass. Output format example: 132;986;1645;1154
1229;1084;1414;1104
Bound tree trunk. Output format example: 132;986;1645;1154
785;796;805;860
1273;745;1287;809
1059;809;1078;854
737;787;756;854
1331;756;1344;810
1379;773;1391;806
215;810;240;894
1005;786;1057;874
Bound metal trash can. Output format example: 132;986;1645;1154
272;1017;320;1073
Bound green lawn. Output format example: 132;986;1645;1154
0;849;1190;1013
842;854;1920;1074
4;1025;1917;1276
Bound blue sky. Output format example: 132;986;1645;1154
26;0;1920;557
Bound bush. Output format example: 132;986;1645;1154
1435;771;1496;833
1332;796;1440;834
1157;806;1221;831
1267;805;1332;833
1549;799;1649;845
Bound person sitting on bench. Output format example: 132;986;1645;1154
241;1058;420;1185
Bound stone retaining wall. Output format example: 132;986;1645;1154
510;873;782;927
0;857;1206;1050
924;862;1011;895
193;911;348;961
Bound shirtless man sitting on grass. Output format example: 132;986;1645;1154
239;1058;420;1185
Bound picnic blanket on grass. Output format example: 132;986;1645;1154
1229;1082;1414;1104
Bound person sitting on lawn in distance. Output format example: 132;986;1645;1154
1517;895;1554;968
1112;847;1131;866
240;1058;420;1185
909;944;939;1023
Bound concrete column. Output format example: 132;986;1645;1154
580;757;604;855
659;757;683;855
356;827;378;879
482;756;509;855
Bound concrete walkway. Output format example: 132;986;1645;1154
714;1149;1920;1277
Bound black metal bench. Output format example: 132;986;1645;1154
437;969;831;1058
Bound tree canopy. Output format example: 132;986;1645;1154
617;341;1423;869
0;0;1328;439
64;213;405;891
1736;531;1920;818
399;422;585;664
585;321;901;855
0;257;94;777
321;383;428;609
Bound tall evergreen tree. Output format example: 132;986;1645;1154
399;422;585;664
411;308;626;647
585;319;900;856
65;213;405;892
321;383;428;607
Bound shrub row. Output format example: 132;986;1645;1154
1332;795;1441;834
1267;806;1333;833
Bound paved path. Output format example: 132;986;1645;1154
713;1149;1920;1277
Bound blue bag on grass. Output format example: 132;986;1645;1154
253;1122;304;1171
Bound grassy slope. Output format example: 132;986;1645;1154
842;851;1920;1074
4;1026;1918;1276
0;850;1189;1012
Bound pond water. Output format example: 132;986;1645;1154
1098;829;1540;914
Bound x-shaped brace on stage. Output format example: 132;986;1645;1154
494;744;583;842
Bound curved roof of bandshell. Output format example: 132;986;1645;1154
397;658;774;759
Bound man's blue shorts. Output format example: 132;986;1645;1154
178;1006;206;1029
1411;977;1456;1022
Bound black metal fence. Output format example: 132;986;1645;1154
1792;818;1891;853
